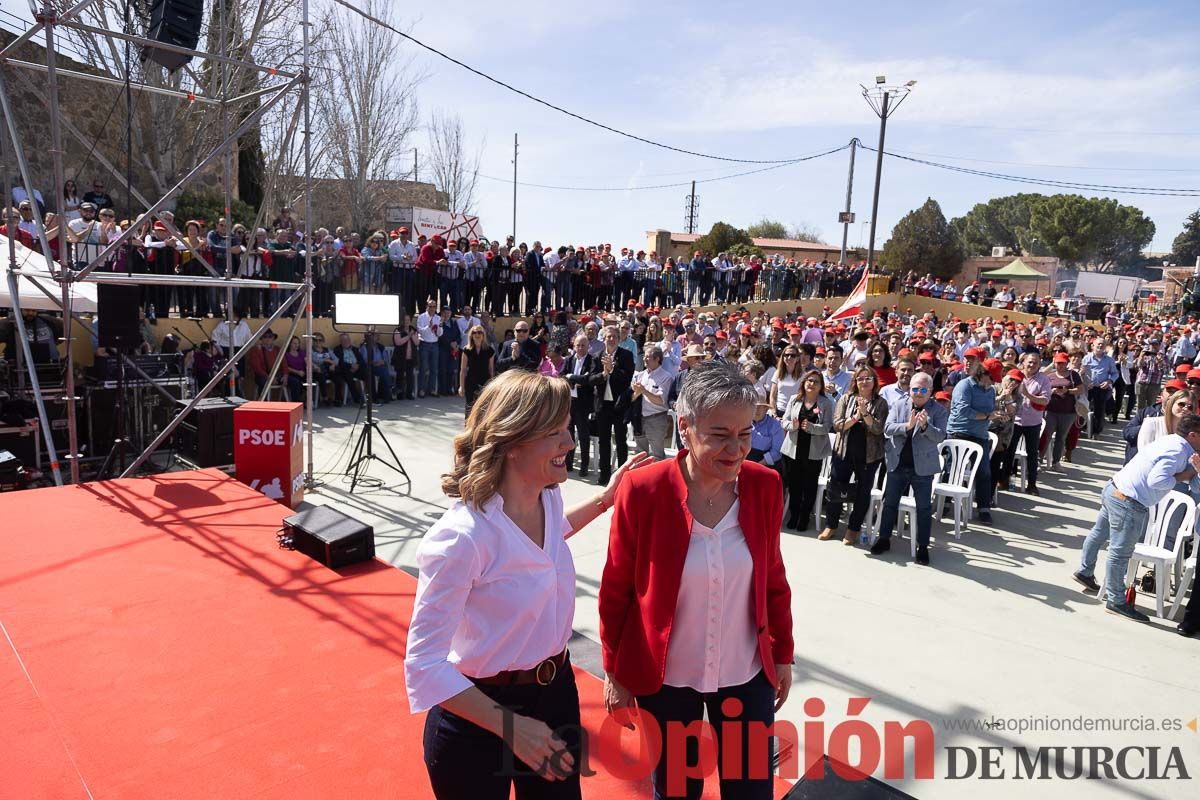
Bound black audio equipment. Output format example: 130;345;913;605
0;424;39;470
142;0;204;70
282;506;375;569
96;284;142;348
783;756;920;799
0;449;28;491
175;396;245;467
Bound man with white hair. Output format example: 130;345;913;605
870;371;948;565
632;345;673;459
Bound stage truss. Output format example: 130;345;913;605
0;0;316;486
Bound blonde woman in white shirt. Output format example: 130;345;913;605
1138;390;1194;452
406;370;650;798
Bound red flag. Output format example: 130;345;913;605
828;271;870;321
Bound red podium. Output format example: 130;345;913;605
234;401;305;508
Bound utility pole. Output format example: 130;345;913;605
512;133;518;243
860;78;916;274
413;148;418;182
838;138;857;265
684;180;699;234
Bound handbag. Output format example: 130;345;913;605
825;478;854;504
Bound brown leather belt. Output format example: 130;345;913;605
472;649;568;687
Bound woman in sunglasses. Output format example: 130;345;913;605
819;366;888;546
770;346;804;417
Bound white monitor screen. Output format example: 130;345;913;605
333;293;401;327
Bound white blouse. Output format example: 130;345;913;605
663;499;761;693
405;487;576;713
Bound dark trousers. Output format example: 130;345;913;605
566;399;591;472
824;455;879;533
594;400;627;480
877;466;935;547
333;365;364;405
1112;378;1135;422
636;671;776;800
783;454;821;528
951;434;992;511
1088;386;1110;434
1001;423;1041;488
423;656;582;800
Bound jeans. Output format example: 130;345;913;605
951;434;992;511
419;341;439;395
636;671;776;800
876;466;935;547
824;455;879;533
423;654;582;800
1045;411;1077;466
1079;482;1148;605
635;411;671;459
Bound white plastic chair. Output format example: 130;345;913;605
1169;546;1197;621
987;431;999;506
933;440;984;538
1124;491;1195;619
863;465;889;540
814;454;833;528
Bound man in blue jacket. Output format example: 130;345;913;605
871;372;948;564
947;358;999;524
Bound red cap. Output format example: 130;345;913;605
983;358;1003;383
935;391;952;401
815;347;826;355
964;347;986;359
398;226;409;234
1053;352;1070;363
788;325;803;335
1176;364;1193;375
1006;368;1025;379
918;352;936;362
772;321;785;330
715;330;728;340
1167;378;1188;391
1188;368;1200;381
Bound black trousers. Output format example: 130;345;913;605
423;656;582;800
636;671;776;800
566;399;591;472
1088;386;1110;434
594;400;627;480
824;455;879;533
783;454;822;528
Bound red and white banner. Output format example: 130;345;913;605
828;271;870;321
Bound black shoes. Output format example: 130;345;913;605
1072;572;1101;594
915;546;930;565
978;509;993;524
1178;619;1199;637
1105;601;1149;622
868;538;890;555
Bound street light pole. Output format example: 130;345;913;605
865;92;888;273
860;78;915;275
838;137;857;265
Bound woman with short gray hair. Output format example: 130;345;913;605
600;359;795;799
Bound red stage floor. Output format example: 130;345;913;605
0;470;791;799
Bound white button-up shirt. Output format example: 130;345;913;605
662;499;760;693
417;310;441;344
405;487;576;714
389;238;418;268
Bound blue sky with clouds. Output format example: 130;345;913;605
400;0;1200;253
3;0;1196;253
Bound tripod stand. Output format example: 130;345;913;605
344;328;408;492
96;347;132;480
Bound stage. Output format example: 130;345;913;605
0;470;793;798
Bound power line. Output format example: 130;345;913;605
326;0;820;165
859;145;1200;197
471;144;849;192
915;121;1200;138
886;147;1200;174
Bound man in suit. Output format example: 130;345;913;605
563;333;599;476
496;319;541;372
331;332;365;406
524;241;544;314
870;371;948;565
590;324;635;484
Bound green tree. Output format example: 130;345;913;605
693;221;753;257
880;198;963;278
1028;194;1154;271
1172;210;1200;265
728;242;763;260
950;193;1046;256
746;218;788;239
175;189;258;229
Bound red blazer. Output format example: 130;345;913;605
598;451;794;696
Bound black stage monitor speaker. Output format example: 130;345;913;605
283;505;375;569
142;0;204;71
784;756;920;799
97;284;142;349
175;396;245;467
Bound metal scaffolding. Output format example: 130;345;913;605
0;0;316;486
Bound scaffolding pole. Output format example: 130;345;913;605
301;0;315;488
120;286;305;478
